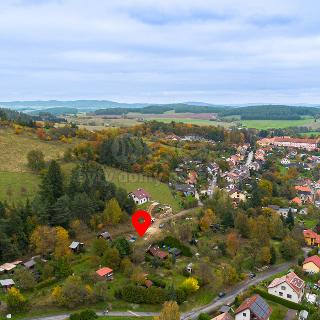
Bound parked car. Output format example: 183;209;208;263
249;272;256;279
159;223;165;229
218;292;226;298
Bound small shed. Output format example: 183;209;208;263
69;241;84;253
23;259;36;270
96;267;113;280
169;248;182;257
0;279;15;292
299;310;309;320
97;231;112;241
186;263;193;274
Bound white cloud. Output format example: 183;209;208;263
0;0;320;102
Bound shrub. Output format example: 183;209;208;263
69;309;98;320
158;236;192;257
121;285;168;304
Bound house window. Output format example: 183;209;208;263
281;286;286;290
243;313;246;316
279;292;283;296
287;294;292;299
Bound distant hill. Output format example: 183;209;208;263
0;108;36;126
29;107;78;116
95;103;231;115
219;105;320;120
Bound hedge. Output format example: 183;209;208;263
121;286;168;304
253;288;312;312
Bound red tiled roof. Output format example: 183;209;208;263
96;267;113;277
295;186;311;193
303;255;320;269
148;246;168;259
268;272;305;295
211;313;233;320
303;229;320;244
291;197;302;206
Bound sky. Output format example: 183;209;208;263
1;0;320;104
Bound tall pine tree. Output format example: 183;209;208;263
40;160;63;205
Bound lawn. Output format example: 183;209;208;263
267;299;290;320
0;128;73;172
241;118;314;130
0;171;40;202
104;166;181;212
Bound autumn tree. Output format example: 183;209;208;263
6;287;28;313
54;227;71;258
226;231;240;256
103;198;122;225
281;237;300;260
155;301;180;320
222;263;238;285
30;225;56;256
27;150;45;172
180;277;199;294
199;209;217;231
235;212;250;238
256;246;271;266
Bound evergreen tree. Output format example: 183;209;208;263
52;195;71;227
285;209;294;229
40;160;63;205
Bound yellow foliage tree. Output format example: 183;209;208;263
199;208;217;231
180;277;199;294
54;226;71;258
155;301;180;320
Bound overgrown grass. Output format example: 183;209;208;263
104;166;181;212
0;171;40;202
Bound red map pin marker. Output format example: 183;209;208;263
131;210;151;237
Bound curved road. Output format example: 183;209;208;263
25;261;291;320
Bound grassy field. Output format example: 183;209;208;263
0;127;77;202
241;118;314;129
146;118;231;127
0;128;73;172
0;171;40;202
104;166;181;212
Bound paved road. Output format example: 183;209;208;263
24;262;292;320
181;261;292;320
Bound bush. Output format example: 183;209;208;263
198;313;211;320
253;288;312;312
147;275;166;288
158;236;192;257
69;309;98;320
121;285;168;304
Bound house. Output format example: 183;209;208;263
303;255;320;273
235;294;271;320
23;258;36;270
147;245;169;260
228;189;246;202
96;267;113;280
257;136;318;151
0;262;17;273
303;229;320;247
69;241;84;253
165;134;181;141
291;197;302;206
129;188;150;205
212;313;233;320
186;171;198;185
97;231;112;241
175;184;196;197
0;279;15;292
268;272;305;303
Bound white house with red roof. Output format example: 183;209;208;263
129;188;150;205
212;313;233;320
268;272;305;303
303;255;320;273
235;294;271;320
